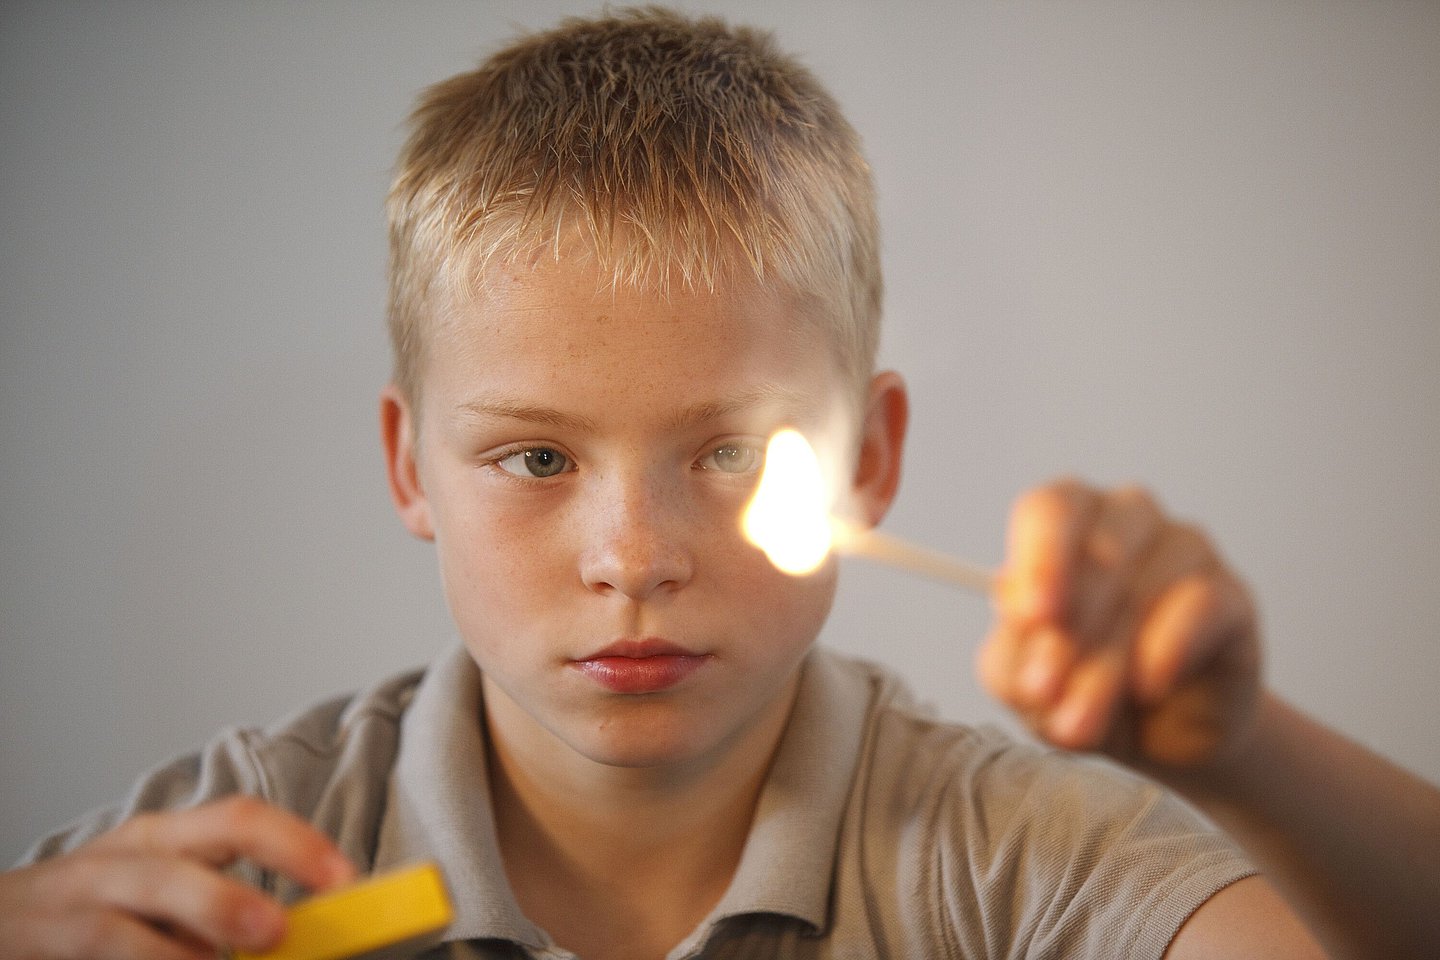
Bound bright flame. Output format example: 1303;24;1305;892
742;429;834;575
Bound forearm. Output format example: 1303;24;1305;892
1158;692;1440;960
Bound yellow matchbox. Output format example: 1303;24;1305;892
234;861;453;960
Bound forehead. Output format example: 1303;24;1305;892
443;255;812;341
422;258;848;425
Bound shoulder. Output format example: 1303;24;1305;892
251;665;424;785
821;649;1255;959
18;659;432;869
240;664;425;817
817;647;1045;814
834;649;1228;850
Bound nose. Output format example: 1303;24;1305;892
578;470;694;601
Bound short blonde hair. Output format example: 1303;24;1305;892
386;7;881;407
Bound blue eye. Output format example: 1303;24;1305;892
496;447;572;478
700;442;761;474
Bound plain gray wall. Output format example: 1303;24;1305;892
3;0;1437;864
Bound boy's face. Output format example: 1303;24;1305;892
382;258;904;772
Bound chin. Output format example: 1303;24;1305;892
567;704;736;770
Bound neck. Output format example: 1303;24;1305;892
481;676;799;959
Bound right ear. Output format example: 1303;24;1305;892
380;384;435;541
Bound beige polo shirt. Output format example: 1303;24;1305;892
22;644;1255;958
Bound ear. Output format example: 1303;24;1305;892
850;370;909;527
380;383;435;541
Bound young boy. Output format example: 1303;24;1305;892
3;9;1436;960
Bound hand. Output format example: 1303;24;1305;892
0;795;355;960
978;479;1262;775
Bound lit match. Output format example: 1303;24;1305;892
742;428;994;594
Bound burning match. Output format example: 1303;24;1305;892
743;429;994;593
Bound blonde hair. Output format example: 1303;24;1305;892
386;7;881;407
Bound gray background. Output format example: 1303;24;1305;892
3;1;1437;863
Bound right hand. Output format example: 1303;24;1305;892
979;479;1261;774
0;795;356;960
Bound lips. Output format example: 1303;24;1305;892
572;639;710;694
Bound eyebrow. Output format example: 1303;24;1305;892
454;384;811;434
662;385;812;431
454;398;598;433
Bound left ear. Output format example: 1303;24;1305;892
850;370;909;527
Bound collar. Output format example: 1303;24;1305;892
695;647;874;937
373;644;550;949
373;643;877;950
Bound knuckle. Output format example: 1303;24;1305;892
1083;525;1127;569
213;793;269;827
1020;478;1083;515
114;809;162;844
205;883;267;943
29;853;94;903
1168;521;1216;563
1012;482;1093;550
1171;519;1207;544
1112;484;1162;520
1009;487;1047;525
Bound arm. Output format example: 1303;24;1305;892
1165;694;1440;960
979;479;1440;960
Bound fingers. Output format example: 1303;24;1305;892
1045;647;1128;750
980;622;1127;751
1002;478;1098;624
1015;625;1075;707
984;478;1258;761
1134;569;1256;704
30;906;215;960
1066;487;1166;641
84;850;286;951
99;795;355;891
1;796;358;960
2;851;268;960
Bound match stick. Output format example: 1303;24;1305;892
832;520;994;594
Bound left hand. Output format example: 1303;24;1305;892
978;478;1262;775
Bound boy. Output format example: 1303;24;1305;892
2;8;1436;959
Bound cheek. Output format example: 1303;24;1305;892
720;544;840;640
428;492;566;635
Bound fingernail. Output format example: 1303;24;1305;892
326;852;357;886
1049;699;1094;749
1018;654;1054;703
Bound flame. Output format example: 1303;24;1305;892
742;429;835;575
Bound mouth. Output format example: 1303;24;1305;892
572;638;711;694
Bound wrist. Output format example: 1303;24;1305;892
1142;688;1285;810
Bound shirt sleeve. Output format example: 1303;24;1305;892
847;703;1257;960
940;728;1258;960
12;724;273;888
13;679;409;900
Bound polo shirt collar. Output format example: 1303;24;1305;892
373;643;875;950
373;644;551;949
698;647;872;936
